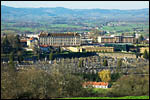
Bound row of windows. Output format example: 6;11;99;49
40;40;81;43
41;41;79;43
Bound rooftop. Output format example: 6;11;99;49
99;35;134;38
83;82;108;86
39;32;80;37
39;44;49;47
20;39;27;42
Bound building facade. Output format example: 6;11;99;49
39;32;81;46
82;46;114;52
27;37;38;48
65;46;114;52
140;47;149;53
98;35;134;43
83;82;108;88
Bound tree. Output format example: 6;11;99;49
135;39;139;44
37;53;41;60
17;51;24;63
111;74;149;96
1;63;17;99
12;35;22;53
98;70;111;82
49;51;54;61
2;35;12;54
132;32;136;37
116;59;122;73
111;72;122;82
78;58;83;68
135;43;139;58
117;59;122;67
138;35;144;43
58;46;61;53
143;49;149;60
33;46;39;56
103;59;108;66
9;52;14;62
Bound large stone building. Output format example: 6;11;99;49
66;46;114;52
98;35;134;43
82;46;114;52
39;32;81;46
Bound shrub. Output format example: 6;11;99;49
110;74;149;96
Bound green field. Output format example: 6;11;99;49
1;21;149;37
102;24;149;32
101;22;149;36
49;24;81;28
60;96;149;99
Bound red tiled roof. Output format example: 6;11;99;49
29;37;34;40
20;39;27;42
83;82;108;86
39;32;80;37
39;45;49;47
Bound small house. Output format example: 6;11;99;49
83;82;108;88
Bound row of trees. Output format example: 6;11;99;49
1;35;22;54
1;35;25;63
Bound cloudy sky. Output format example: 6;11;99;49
1;1;149;10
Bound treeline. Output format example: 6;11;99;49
1;35;25;63
53;52;96;59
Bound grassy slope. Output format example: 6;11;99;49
61;96;149;99
59;88;149;99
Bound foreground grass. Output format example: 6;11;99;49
60;96;149;99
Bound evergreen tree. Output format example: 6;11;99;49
37;53;41;60
17;51;23;63
117;59;122;67
2;36;12;54
49;51;54;61
9;52;15;66
9;52;14;62
143;50;149;60
133;32;136;37
135;39;139;44
103;59;108;66
58;46;61;53
138;35;144;43
78;58;83;68
117;59;122;73
13;35;21;52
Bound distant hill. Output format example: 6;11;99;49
1;5;149;22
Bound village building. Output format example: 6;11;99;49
82;46;114;52
83;82;109;88
27;37;38;48
140;47;149;53
39;32;81;47
65;46;114;52
98;35;135;43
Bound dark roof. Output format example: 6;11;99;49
39;32;80;37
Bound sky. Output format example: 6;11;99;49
1;1;149;10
